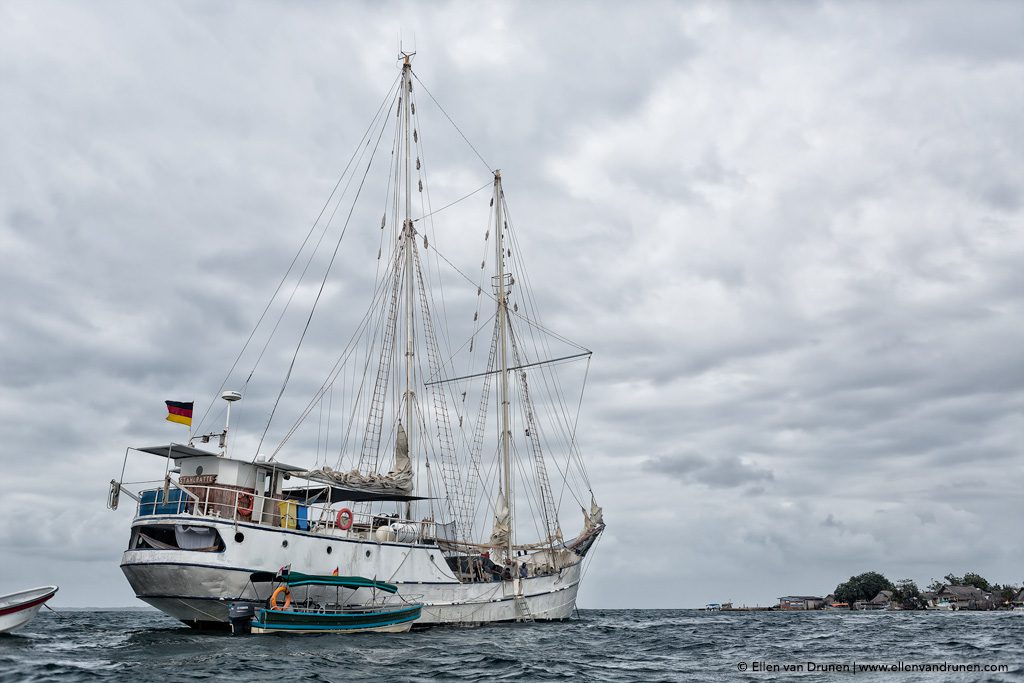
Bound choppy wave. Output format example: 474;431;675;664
1;609;1022;681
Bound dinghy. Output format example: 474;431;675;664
0;586;58;634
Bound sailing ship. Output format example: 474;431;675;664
107;54;604;628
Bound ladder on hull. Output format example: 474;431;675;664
513;593;535;623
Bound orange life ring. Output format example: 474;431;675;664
270;585;291;610
336;507;354;531
237;493;254;518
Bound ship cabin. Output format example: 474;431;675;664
108;443;444;552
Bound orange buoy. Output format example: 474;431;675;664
336;507;354;531
270;585;291;610
237;493;254;518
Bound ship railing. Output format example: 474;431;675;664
122;480;445;544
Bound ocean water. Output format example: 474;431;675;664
1;609;1021;681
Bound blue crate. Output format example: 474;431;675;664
139;488;189;516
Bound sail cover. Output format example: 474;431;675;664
300;424;413;493
488;492;510;548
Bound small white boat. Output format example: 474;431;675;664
0;586;58;634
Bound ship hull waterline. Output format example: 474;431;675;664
121;515;584;628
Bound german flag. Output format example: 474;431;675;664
165;400;193;427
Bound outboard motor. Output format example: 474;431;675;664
228;603;254;635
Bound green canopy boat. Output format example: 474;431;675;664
236;571;421;635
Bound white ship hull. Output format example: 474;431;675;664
121;515;582;627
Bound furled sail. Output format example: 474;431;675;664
488;492;510;548
582;495;604;532
300;423;413;493
392;422;411;483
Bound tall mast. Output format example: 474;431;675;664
494;170;513;561
402;53;415;517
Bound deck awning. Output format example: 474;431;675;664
249;571;398;594
135;445;308;473
136;444;220;459
280;484;428;504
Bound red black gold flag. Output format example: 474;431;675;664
165;400;194;427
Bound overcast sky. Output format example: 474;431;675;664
1;1;1022;609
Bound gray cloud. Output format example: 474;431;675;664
647;452;774;489
2;1;1023;609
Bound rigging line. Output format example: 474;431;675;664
578;532;604;584
274;246;401;458
409;98;458;387
412;181;492;223
427;241;501;309
325;386;333;469
508;308;591;354
511;434;548;546
476;442;501;522
269;153;402;454
501;197;590;471
411;72;492;173
571;356;590;441
245;122;376;400
567;357;593;489
500;211;593;501
508;325;574;525
257;84;402;377
421;311;496;384
424;352;592;386
257;105;393;459
372;97;404;286
555;355;593;511
316;395;323;466
427;213;589;357
416;133;472;413
499;196;590;353
193;74;401;434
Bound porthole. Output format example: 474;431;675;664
282;540;289;548
196;465;204;476
365;550;371;558
234;532;244;543
326;546;333;555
